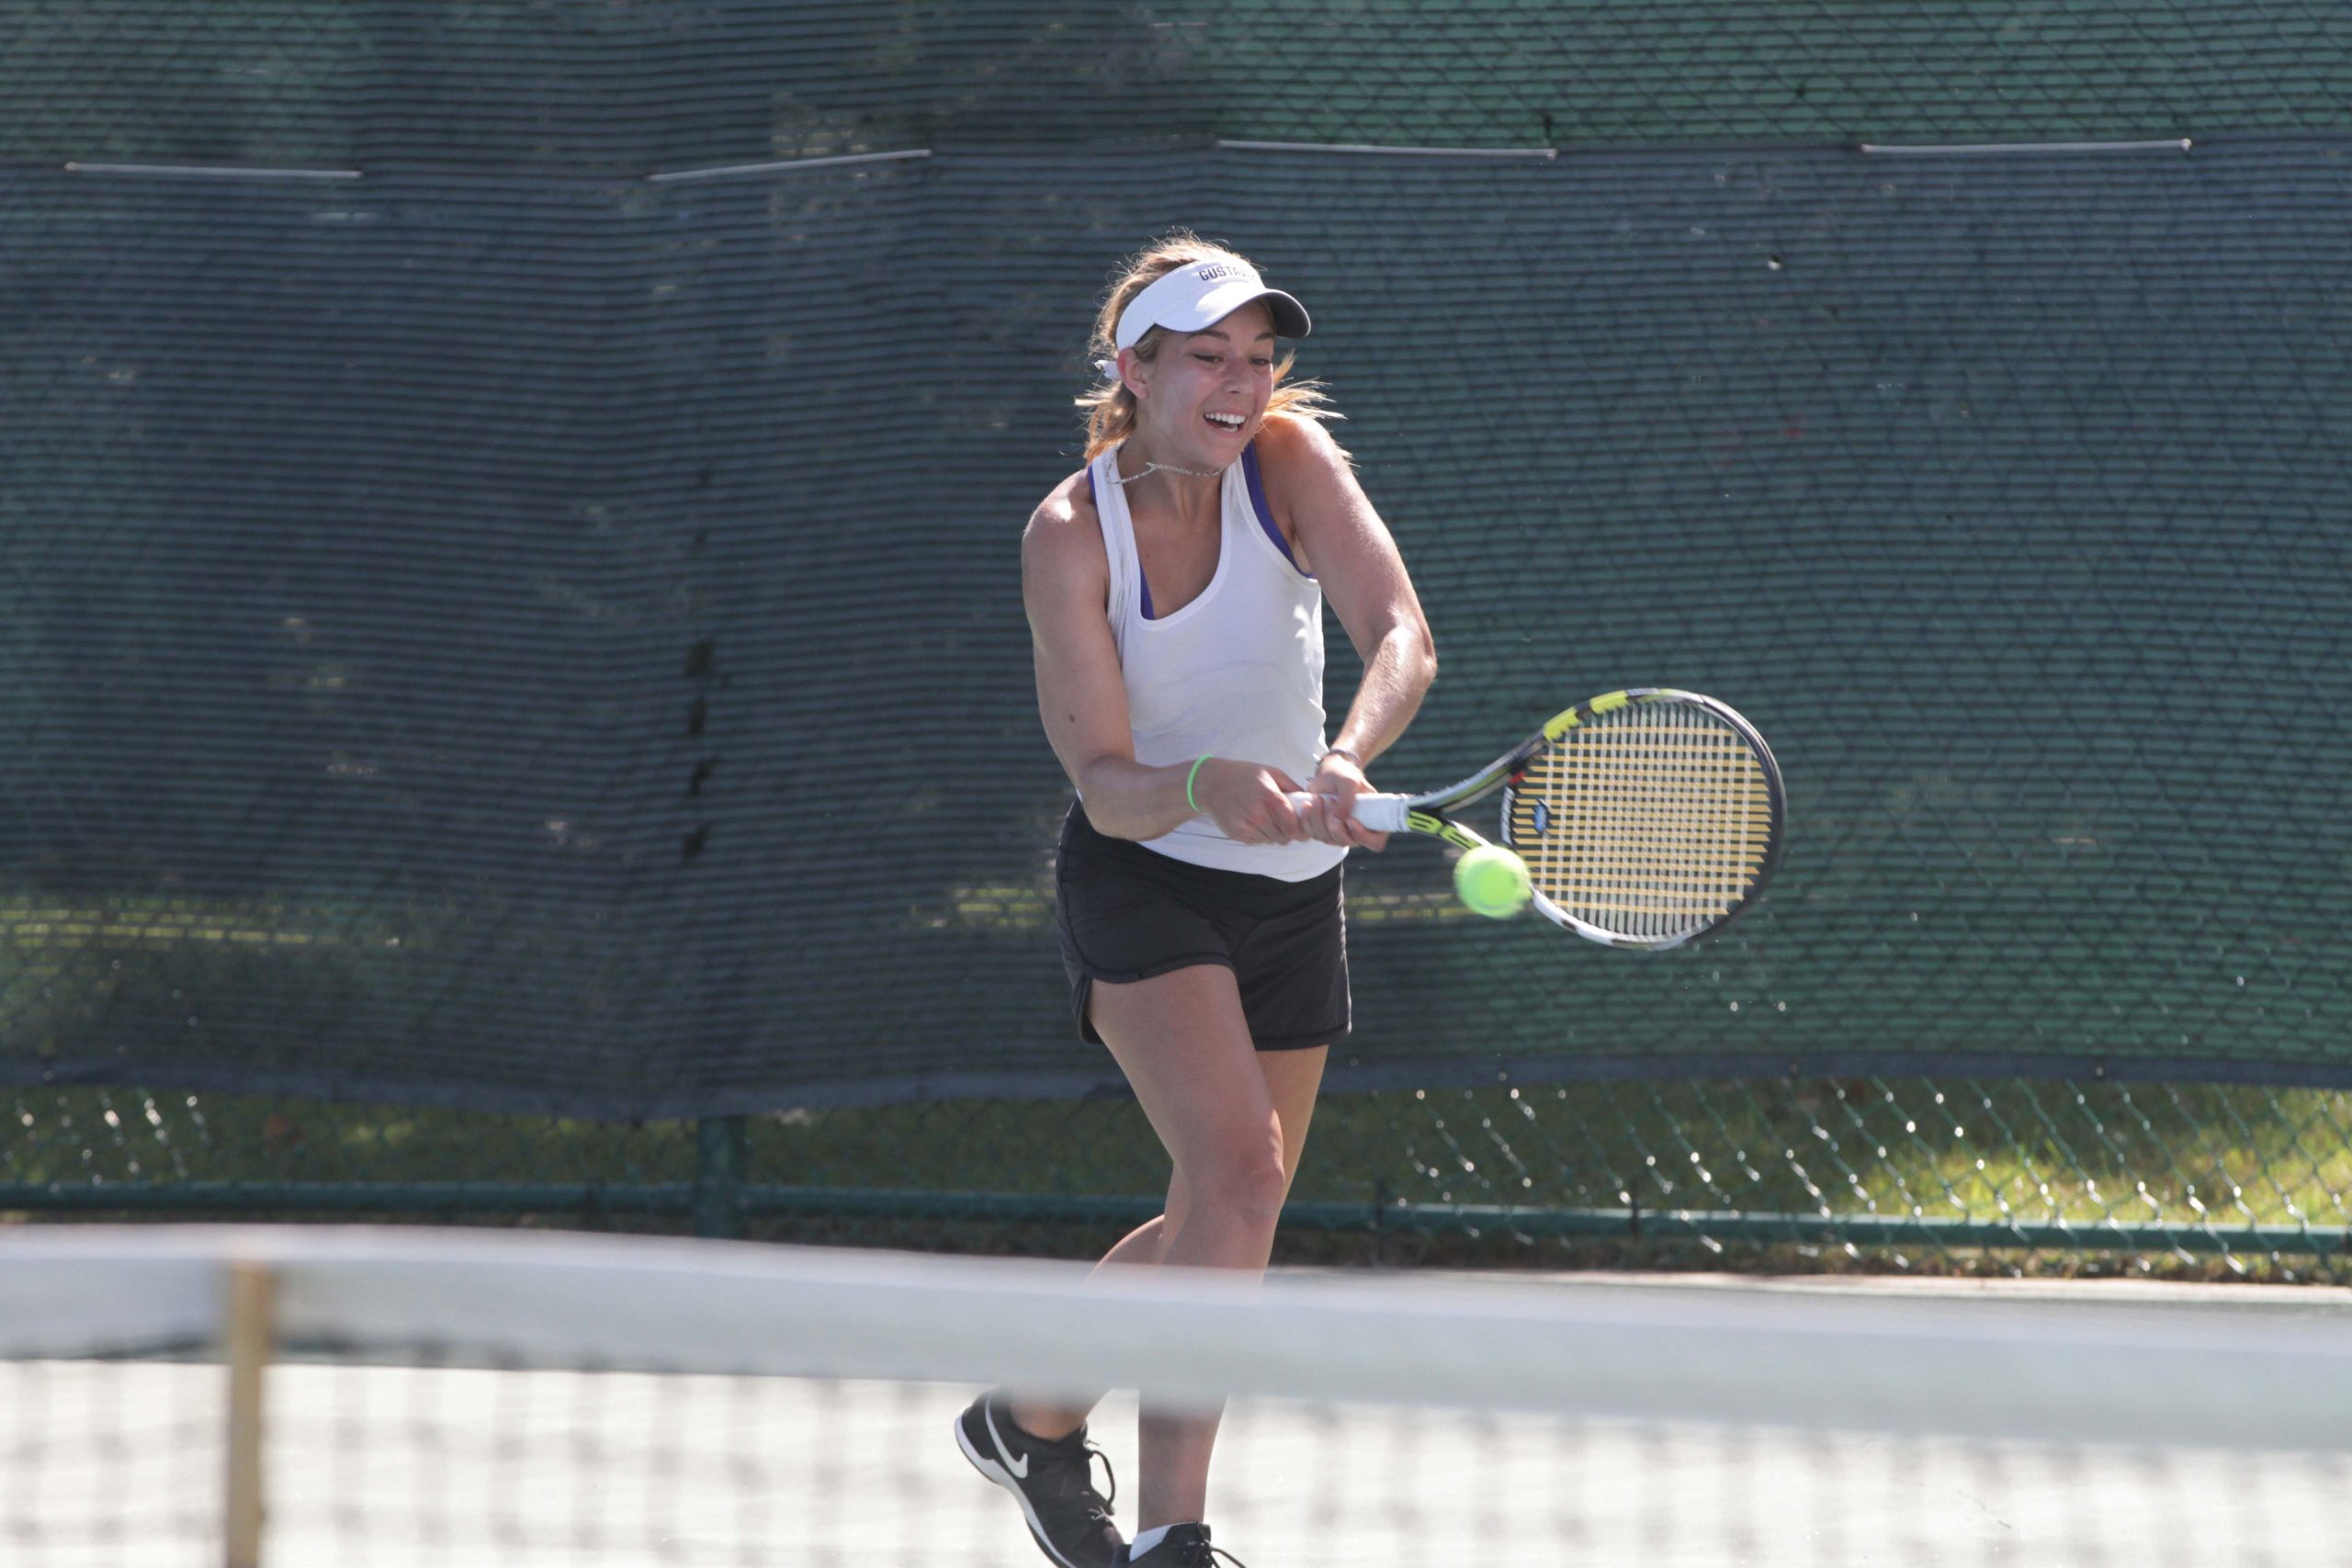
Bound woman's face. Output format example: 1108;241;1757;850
1125;299;1277;465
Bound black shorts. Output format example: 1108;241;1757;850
1055;801;1350;1052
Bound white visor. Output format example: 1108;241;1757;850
1113;260;1311;350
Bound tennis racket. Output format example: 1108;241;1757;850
1292;688;1784;950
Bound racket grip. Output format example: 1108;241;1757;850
1284;791;1412;834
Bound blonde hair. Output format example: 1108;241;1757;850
1077;231;1343;461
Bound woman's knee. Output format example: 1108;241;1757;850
1182;1122;1290;1222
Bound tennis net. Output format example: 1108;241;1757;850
3;1226;2348;1566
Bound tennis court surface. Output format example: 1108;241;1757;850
6;1226;2347;1566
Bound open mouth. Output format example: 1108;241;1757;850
1204;412;1247;434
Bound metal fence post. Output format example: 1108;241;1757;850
693;1115;748;1239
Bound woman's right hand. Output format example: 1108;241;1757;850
1190;758;1312;844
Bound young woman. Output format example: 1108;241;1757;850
956;233;1436;1568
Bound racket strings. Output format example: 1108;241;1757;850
1510;705;1773;941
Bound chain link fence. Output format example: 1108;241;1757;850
8;4;2352;1281
10;1079;2347;1280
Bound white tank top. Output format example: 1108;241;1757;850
1083;441;1348;881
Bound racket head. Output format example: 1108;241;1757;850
1499;689;1784;950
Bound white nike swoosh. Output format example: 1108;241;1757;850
983;1401;1030;1481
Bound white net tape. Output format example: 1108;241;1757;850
3;1227;2347;1566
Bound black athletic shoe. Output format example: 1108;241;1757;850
1116;1523;1247;1566
954;1390;1125;1568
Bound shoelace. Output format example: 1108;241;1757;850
1164;1528;1247;1567
1082;1439;1118;1520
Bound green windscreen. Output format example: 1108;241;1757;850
5;5;2348;1116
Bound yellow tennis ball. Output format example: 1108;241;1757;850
1453;844;1532;919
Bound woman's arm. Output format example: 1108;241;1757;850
1024;477;1310;845
1260;415;1439;843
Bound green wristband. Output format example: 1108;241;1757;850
1184;754;1214;813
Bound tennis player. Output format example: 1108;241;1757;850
955;233;1436;1568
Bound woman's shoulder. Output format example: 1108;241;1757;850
1253;410;1351;488
1023;463;1108;587
1261;411;1354;479
1028;462;1102;541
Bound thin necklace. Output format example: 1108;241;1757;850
1109;455;1221;485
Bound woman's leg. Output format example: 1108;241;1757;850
1091;964;1279;1532
1259;1043;1331;1199
1013;965;1329;1532
1009;1040;1328;1442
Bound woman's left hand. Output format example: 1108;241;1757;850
1298;751;1389;852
